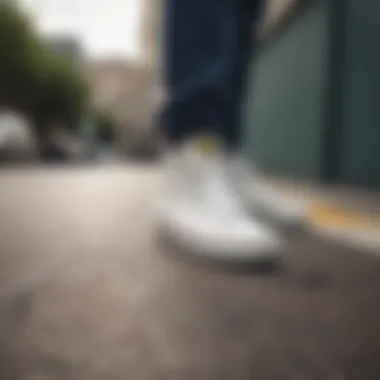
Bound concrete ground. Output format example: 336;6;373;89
0;165;380;380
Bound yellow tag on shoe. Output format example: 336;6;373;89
193;136;222;157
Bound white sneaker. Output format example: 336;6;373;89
157;139;281;261
227;157;309;232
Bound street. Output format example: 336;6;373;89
0;165;379;380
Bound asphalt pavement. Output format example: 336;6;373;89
0;165;379;380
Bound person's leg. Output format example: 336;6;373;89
158;0;280;261
223;0;264;150
162;0;263;147
162;0;227;143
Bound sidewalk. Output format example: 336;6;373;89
1;165;380;379
269;178;380;254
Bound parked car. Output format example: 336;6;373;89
0;111;37;163
40;127;89;163
40;139;70;162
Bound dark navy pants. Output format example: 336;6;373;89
162;0;264;149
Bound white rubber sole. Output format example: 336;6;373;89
156;219;282;265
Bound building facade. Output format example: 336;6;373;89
88;60;159;151
140;0;162;70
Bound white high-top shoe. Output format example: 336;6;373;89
157;138;281;261
227;157;309;232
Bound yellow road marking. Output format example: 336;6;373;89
309;203;380;230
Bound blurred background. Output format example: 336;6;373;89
0;0;165;163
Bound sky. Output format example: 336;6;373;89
21;0;143;60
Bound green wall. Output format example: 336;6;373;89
337;0;380;187
245;0;380;188
244;0;330;180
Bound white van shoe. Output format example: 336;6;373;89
157;140;281;262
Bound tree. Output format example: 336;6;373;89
0;1;90;136
31;52;90;134
0;1;43;109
